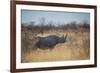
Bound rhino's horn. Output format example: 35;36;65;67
64;34;67;40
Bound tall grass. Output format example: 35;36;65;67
21;21;90;63
21;29;90;63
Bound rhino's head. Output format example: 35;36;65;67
58;34;67;43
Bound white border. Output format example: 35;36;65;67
16;5;95;69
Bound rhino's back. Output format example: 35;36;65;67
36;36;59;49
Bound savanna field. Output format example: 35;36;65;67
21;26;90;63
21;10;90;63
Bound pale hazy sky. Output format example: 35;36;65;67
21;10;90;25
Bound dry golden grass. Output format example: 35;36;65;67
21;31;90;63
